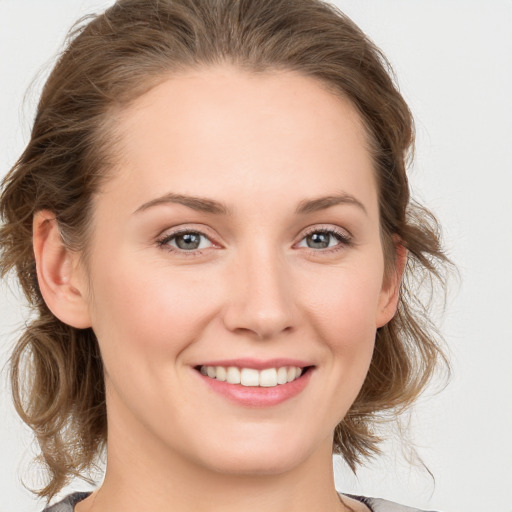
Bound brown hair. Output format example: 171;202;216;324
0;0;450;500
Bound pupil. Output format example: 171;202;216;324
308;232;329;249
177;233;200;250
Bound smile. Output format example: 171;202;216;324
194;359;314;406
198;365;304;387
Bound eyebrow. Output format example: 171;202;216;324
133;191;367;216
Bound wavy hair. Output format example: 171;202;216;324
0;0;450;500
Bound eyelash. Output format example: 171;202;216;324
156;226;352;257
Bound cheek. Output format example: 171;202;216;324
87;255;220;362
303;262;383;409
305;263;384;350
294;263;384;425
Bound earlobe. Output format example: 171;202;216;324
33;210;92;329
376;240;408;328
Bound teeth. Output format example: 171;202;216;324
241;368;259;387
226;366;241;384
276;366;288;385
259;368;277;387
199;365;306;387
216;366;227;382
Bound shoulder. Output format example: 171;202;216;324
46;491;440;512
41;492;92;512
346;494;440;512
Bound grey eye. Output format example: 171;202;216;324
175;232;202;250
298;230;343;250
306;232;332;249
160;231;213;252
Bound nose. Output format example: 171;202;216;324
222;244;297;340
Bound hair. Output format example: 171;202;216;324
0;0;450;501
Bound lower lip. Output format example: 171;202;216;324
196;369;313;407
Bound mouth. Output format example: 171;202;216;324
194;364;313;388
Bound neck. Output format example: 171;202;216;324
78;418;347;512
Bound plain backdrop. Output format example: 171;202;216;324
1;1;511;511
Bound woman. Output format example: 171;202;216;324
0;1;449;511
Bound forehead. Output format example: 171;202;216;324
98;65;378;220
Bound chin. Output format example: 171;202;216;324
203;451;305;477
189;428;323;477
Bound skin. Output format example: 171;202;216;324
34;65;404;512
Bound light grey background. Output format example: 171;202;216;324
1;1;511;511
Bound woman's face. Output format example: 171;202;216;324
78;65;400;475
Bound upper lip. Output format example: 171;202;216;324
194;358;313;370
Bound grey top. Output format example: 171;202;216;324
42;492;438;512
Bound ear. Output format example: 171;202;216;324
33;210;92;329
376;239;408;328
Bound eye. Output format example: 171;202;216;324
157;229;215;255
296;227;352;253
156;226;351;257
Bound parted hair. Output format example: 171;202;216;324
0;0;450;500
